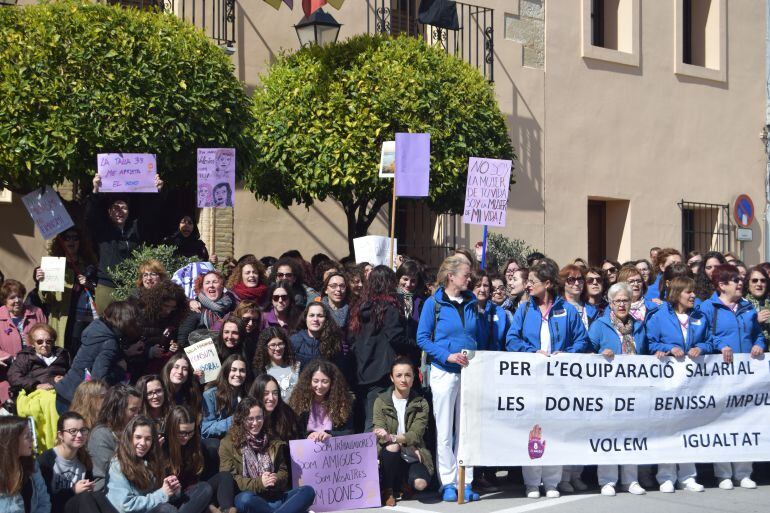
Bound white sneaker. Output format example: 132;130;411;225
678;478;704;492
625;482;646;495
571;477;589;491
659;480;675;493
557;480;574;493
601;484;616;496
526;486;540;499
718;478;734;490
544;487;560;498
739;477;757;489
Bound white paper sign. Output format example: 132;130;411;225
378;140;395;178
459;352;770;466
184;338;221;383
39;257;67;293
21;187;75;240
353;235;397;267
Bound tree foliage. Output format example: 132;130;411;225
487;232;539;270
0;1;255;193
108;244;195;300
247;34;515;253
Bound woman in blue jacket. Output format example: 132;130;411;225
589;283;647;497
416;255;487;503
645;276;708;493
699;264;765;490
202;355;249;440
505;259;588;499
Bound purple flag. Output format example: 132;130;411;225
395;132;430;197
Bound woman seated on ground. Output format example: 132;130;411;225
70;379;108;430
202;355;249;440
372;357;434;507
106;415;212;513
252;327;300;401
288;359;353;441
0;416;51;513
162;354;202;415
164;406;236;513
38;412;94;513
135;374;170;434
219;397;316;513
8;322;70;393
248;374;300;443
214;318;246;363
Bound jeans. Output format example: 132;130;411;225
234;486;316;513
208;471;236;509
149;481;212;513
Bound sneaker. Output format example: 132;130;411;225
601;484;616;496
739;477;757;489
473;475;500;493
571;477;589;491
624;482;646;495
525;486;540;499
659;480;675;493
718;478;734;490
441;485;458;502
464;485;480;502
544;487;560;498
558;480;574;493
677;478;704;492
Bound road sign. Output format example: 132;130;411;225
737;228;753;241
734;194;755;228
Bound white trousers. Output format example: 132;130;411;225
656;463;696;484
713;462;753;480
523;466;562;488
597;465;637;486
431;366;473;487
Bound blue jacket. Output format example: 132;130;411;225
0;464;51;513
201;386;236;439
645;274;662;301
698;293;766;353
505;296;590;353
588;311;648;355
476;302;510;351
416;287;488;373
645;303;712;353
106;458;169;513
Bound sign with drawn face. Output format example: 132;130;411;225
197;148;235;208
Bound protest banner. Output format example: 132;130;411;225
21;187;75;240
395;133;430;198
97;153;158;193
458;351;770;467
183;338;221;383
462;157;512;227
39;257;67;293
353;236;397;267
290;433;380;512
197;148;236;208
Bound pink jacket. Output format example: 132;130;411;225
0;305;47;403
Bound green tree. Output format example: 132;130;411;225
247;34;515;256
0;1;255;194
108;244;195;300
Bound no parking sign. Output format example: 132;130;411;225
734;194;755;228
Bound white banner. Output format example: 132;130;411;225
458;351;770;467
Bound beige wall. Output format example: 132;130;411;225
0;193;49;290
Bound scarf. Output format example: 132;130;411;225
630;300;646;322
232;282;268;304
197;291;235;329
242;432;273;478
611;312;636;355
399;289;414;319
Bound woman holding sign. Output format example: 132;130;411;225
288;359;353;441
417;255;489;503
588;283;647;497
219;397;316;513
505;259;589;499
699;264;765;490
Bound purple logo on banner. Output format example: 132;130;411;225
462;157;512;227
290;433;380;511
395;133;430;197
97;153;158;193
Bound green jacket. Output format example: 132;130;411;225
372;387;434;476
219;434;289;500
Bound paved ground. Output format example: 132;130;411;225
341;465;770;513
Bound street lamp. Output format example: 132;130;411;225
294;8;341;47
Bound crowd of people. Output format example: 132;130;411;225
0;186;767;513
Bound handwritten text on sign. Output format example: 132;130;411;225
21;187;75;240
183;338;221;384
462;157;512;227
97;153;158;193
290;433;380;512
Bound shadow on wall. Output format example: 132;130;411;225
0;195;46;287
236;1;278;87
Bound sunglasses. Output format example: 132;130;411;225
272;294;288;302
751;278;767;284
276;272;293;279
603;267;617;274
586;277;602;284
33;338;54;345
565;277;584;285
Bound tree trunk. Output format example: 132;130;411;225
342;196;390;259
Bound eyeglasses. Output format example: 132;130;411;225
245;416;264;424
492;285;506;292
61;428;90;436
603;267;617;274
267;343;285;351
276;272;293;279
727;277;742;284
565;277;584;285
142;272;159;279
327;283;346;290
33;339;54;345
612;299;630;305
146;389;164;397
626;279;644;285
178;430;195;438
272;294;288;302
750;278;767;284
586;277;602;284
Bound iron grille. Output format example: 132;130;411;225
367;0;494;82
678;200;732;255
395;199;457;267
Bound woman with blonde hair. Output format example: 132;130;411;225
69;379;108;429
134;259;167;292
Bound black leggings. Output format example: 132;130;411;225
380;449;430;494
208;471;237;509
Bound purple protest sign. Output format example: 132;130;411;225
97;153;158;193
21;186;75;240
290;433;380;512
395;133;430;197
197;148;236;208
462;157;512;227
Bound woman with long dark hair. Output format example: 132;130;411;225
134;279;189;375
0;416;51;513
349;265;408;432
252;328;300;401
234;300;261;367
693;251;727;302
202;355;249;440
290;302;345;372
260;281;300;334
214;318;246;363
162;354;202;415
248;374;300;443
743;265;770;342
135;375;170;435
288;359;353;441
163;215;209;261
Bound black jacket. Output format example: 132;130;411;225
37;448;93;513
7;346;70;393
350;302;408;385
